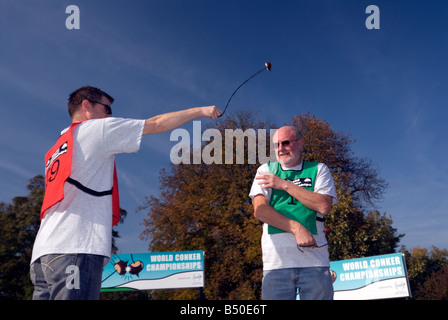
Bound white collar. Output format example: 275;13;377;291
279;160;303;171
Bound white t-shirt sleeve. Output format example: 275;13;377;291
249;163;271;200
101;117;145;156
315;163;338;205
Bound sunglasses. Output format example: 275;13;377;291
88;100;112;115
273;138;300;148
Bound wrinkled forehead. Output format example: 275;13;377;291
273;126;299;142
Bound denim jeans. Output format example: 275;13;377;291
30;254;107;300
262;267;334;300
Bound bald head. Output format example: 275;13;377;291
273;126;304;167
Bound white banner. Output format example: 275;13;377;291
101;250;204;292
330;253;411;300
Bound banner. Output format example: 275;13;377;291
330;253;411;300
101;250;204;292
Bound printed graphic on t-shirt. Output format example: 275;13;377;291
45;141;68;186
291;177;313;188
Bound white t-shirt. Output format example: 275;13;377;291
249;161;338;270
31;118;145;264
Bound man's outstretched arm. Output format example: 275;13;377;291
143;106;221;135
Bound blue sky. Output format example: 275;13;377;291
1;0;447;255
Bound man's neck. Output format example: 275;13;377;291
71;114;88;123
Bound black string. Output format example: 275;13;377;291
219;67;267;118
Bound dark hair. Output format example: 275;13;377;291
68;86;114;118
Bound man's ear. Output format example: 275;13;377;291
81;99;90;111
81;99;93;118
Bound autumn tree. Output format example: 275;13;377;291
139;112;272;299
415;266;448;300
402;245;448;299
139;111;400;299
291;113;403;260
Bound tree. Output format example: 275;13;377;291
0;175;43;300
402;245;448;299
415;266;448;300
291;113;403;260
139;111;399;299
139;112;272;299
292;112;387;209
112;207;128;254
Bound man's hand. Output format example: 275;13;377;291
200;105;222;119
292;221;317;248
256;172;289;190
256;171;333;215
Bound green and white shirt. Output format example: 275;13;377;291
267;161;319;235
249;161;337;270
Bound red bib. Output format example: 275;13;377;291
41;122;121;226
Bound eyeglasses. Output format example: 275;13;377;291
88;100;112;115
273;138;300;148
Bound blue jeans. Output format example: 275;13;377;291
30;254;107;300
262;267;334;300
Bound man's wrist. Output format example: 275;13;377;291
282;179;294;192
290;220;302;235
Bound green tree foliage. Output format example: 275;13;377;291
0;175;43;300
139;111;401;299
415;266;448;300
402;245;448;299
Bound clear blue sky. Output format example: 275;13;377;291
1;0;447;254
